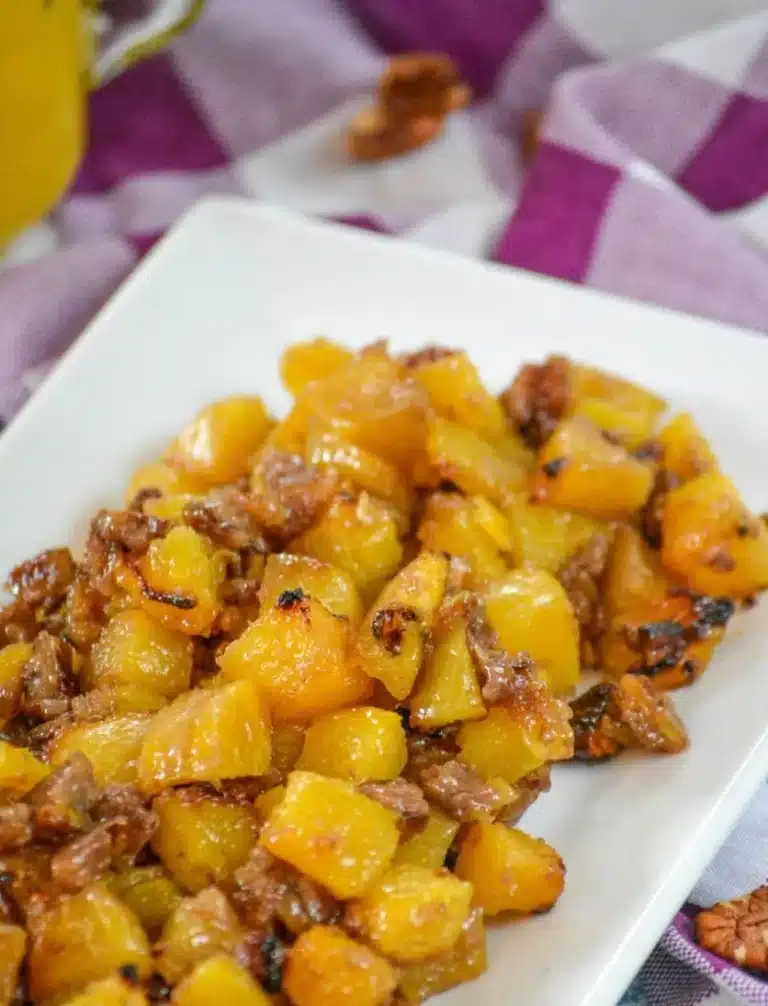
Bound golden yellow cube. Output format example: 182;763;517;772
89;609;193;699
49;714;152;787
167;395;271;485
259;552;363;623
354;864;472;963
156;887;244;985
393;811;460;870
29;883;151;1003
152;789;260;893
260;771;399;898
173;953;271;1006
284;925;396;1006
456;821;564;916
485;569;580;695
534;417;653;519
298;707;407;782
218;595;371;724
137;680;271;794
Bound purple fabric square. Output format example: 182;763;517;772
349;0;543;97
678;91;768;210
493;142;620;281
73;54;228;195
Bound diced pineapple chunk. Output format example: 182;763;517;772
394;811;459;870
658;412;716;482
456;821;564;916
297;707;407;782
353;864;472;963
167;396;271;485
260;771;399;898
662;469;768;598
0;741;49;796
355;551;448;700
458;705;568;785
291;493;403;604
284;925;396;1006
134;526;224;636
505;495;602;573
49;714;152;787
259;553;363;623
156;887;244;985
410;614;486;730
418;492;510;589
90;610;193;699
137;680;271;794
61;976;147;1006
218;594;371;724
152;789;260;893
173;953;271;1006
0;643;31;725
28;883;151;1002
484;569;580;695
398;908;487;1004
125;460;208;505
534;417;653;518
299;348;427;468
306;428;414;516
411;350;507;441
281;338;353;397
0;925;25;1006
107;866;181;937
426;415;526;506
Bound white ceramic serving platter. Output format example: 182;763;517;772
3;198;768;1006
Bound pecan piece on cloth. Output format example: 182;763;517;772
378;53;470;121
695;888;768;970
346;105;443;162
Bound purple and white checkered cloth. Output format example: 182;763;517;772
3;1;768;1002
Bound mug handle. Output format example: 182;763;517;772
92;0;206;85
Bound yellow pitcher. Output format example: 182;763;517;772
0;0;204;247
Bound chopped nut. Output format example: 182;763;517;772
379;52;470;122
696;887;768;970
346;104;443;162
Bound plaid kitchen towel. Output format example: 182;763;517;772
3;0;768;1002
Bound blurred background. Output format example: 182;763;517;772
2;4;768;1001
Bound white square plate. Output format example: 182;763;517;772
4;198;768;1006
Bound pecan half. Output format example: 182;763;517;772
696;888;768;970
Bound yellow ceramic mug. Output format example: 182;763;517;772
0;0;204;247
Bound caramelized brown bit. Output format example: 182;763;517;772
133;567;197;610
419;759;502;822
401;346;457;369
558;532;612;669
504;766;552;826
231;847;339;936
571;675;688;761
696;887;768;970
20;631;78;722
371;606;419;656
183;488;269;553
50;825;113;891
624;620;687;677
126;487;162;513
500;355;571;448
7;549;75;611
58;573;107;651
706;548;737;573
0;599;37;647
358;779;429;821
85;508;167;591
248;451;335;544
346;104;443;162
25;753;99;837
379;53;470;122
640;469;679;549
541;458;566;478
92;785;158;861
